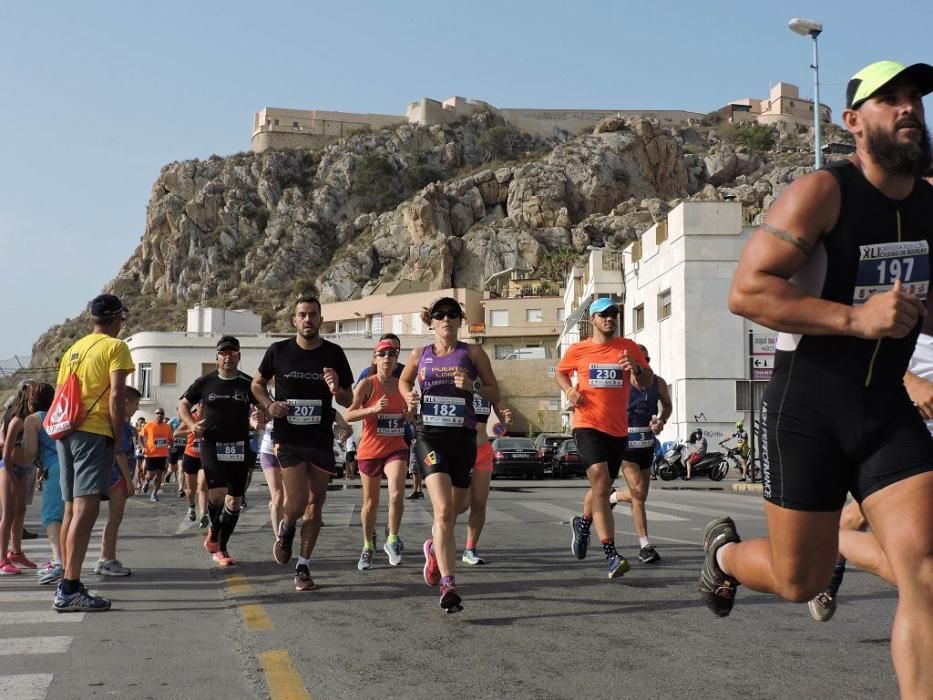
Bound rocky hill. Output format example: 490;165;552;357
31;110;850;368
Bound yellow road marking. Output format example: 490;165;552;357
240;604;272;631
226;574;253;595
259;649;311;700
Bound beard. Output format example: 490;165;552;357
865;120;933;177
298;326;319;340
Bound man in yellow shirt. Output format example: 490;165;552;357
53;294;135;613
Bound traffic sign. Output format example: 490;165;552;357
752;357;773;370
753;368;773;380
752;332;778;356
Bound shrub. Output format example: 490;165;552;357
479;125;522;161
718;123;774;152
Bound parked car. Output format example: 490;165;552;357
534;433;573;471
551;439;586;479
492;437;543;479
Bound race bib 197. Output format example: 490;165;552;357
589;363;623;388
854;240;930;304
421;395;466;427
216;441;245;462
376;414;405;436
287;399;322;426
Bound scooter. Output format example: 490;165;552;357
656;442;728;481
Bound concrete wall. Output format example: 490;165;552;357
252;107;404;152
501;108;704;137
186;307;262;335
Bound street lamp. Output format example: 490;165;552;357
788;17;824;168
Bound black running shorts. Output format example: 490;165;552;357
761;361;933;511
181;454;202;475
621;446;654;471
573;428;627;480
274;443;337;475
199;439;250;497
415;429;476;489
144;456;167;472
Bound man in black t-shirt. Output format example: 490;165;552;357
252;296;353;591
178;335;258;567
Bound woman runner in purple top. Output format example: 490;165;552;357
399;297;502;613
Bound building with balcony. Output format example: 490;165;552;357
720;82;831;130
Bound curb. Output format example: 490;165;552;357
730;482;764;493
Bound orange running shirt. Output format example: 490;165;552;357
556;337;649;438
184;430;201;458
141;421;173;458
357;377;409;461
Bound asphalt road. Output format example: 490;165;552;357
0;473;899;700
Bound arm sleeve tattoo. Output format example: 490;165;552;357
760;223;816;256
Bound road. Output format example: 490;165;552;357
0;474;898;700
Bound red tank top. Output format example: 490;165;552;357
357;377;409;460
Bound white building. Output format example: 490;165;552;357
620;201;773;446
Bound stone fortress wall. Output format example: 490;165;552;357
251;107;405;153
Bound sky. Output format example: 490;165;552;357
2;0;931;362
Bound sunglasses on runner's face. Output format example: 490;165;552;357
595;308;619;318
431;309;462;321
375;350;398;358
155;412;164;416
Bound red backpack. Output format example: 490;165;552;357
43;338;108;440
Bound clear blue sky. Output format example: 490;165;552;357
2;0;931;361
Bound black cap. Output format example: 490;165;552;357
216;335;240;352
429;297;462;315
88;294;127;319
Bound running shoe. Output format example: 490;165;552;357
274;521;295;565
149;493;159;503
241;496;249;510
165;473;172;484
53;583;111;613
7;551;37;569
384;539;403;566
570;516;590;560
37;563;64;585
21;528;39;540
186;507;196;522
808;591;838;622
699;516;741;617
95;559;131;577
638;545;661;564
204;531;220;555
294;564;314;591
142;480;150;494
0;560;21;575
212;551;236;567
422;538;440;586
357;548;374;571
461;548;486;566
439;583;463;613
178;488;185;498
198;514;209;529
406;491;420;500
607;554;631;579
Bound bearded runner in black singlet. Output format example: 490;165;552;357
699;60;933;699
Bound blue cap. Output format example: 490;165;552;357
588;297;618;315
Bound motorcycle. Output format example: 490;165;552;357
656;442;728;481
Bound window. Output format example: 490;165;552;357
371;313;383;336
273;119;279;126
292;121;299;129
556;308;565;322
526;309;543;323
138;363;152;400
392;314;403;334
631;239;642;263
655;220;668;245
633;304;645;332
735;380;768;411
494;345;513;360
411;313;425;334
201;363;217;376
658;289;672;320
160;362;177;385
490;310;509;327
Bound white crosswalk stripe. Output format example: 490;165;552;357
520;500;688;523
0;636;72;655
641;499;766;520
0;673;53;700
0;611;85;624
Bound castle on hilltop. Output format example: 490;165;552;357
251;83;829;152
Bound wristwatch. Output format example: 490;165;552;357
472;378;482;393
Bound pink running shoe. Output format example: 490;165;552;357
203;532;220;555
7;551;37;569
422;538;440;586
0;559;21;575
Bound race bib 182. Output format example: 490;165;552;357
421;395;466;427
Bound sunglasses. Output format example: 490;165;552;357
375;350;398;358
155;412;165;416
595;308;619;318
644;357;651;363
430;309;462;321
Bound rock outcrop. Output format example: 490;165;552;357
31;112;839;367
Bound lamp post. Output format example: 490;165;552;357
788;17;824;168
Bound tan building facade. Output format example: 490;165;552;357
251;107;404;152
721;82;831;130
